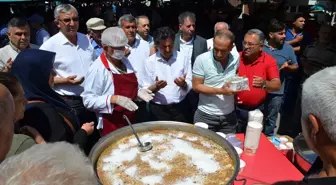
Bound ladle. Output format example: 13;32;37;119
123;115;153;152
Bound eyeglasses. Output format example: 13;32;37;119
242;41;261;48
59;17;79;24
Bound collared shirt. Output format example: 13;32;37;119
40;32;96;96
207;37;240;63
285;28;304;48
81;56;136;129
126;38;150;87
180;36;194;62
91;40;103;58
136;33;154;48
36;28;50;46
193;50;239;115
0;42;39;71
142;51;192;105
285;28;309;60
263;41;297;95
237;52;279;107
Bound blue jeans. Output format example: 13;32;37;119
236;104;265;133
264;94;283;136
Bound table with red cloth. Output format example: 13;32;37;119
233;134;303;185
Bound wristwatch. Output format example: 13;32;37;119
262;81;267;90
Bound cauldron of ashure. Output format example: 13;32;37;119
89;121;240;185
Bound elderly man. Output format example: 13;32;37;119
0;84;15;162
192;30;239;133
236;29;281;133
0;142;97;184
40;4;96;124
136;15;154;48
118;14;151;122
82;27;153;136
207;22;239;67
263;19;298;136
142;27;191;122
0;17;38;72
207;22;238;55
86;17;106;57
259;67;336;185
174;11;208;123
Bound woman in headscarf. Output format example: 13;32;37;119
9;49;94;150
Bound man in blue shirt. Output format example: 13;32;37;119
263;19;298;136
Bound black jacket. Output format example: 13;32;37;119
173;32;207;67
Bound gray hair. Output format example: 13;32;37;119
118;14;136;27
302;67;336;143
245;29;265;44
54;4;78;19
0;142;97;185
214;29;235;44
136;15;149;26
178;11;196;25
214;22;230;32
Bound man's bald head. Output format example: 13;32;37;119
0;83;15;162
214;22;229;32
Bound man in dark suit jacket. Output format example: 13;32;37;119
174;11;207;66
173;11;208;123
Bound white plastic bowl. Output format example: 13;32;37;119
216;132;226;138
234;147;243;157
240;159;246;173
194;122;209;129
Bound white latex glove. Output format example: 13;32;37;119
115;95;138;111
137;88;154;102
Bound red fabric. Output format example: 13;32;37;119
234;134;303;185
99;54;138;136
237;52;279;107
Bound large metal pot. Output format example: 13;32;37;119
293;134;317;174
89;121;240;185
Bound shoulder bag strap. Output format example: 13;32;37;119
27;100;76;134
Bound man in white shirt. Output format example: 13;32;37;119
82;27;153;135
192;30;239;133
136;15;154;48
27;14;50;46
207;22;239;61
40;4;96;125
118;14;151;122
0;17;38;72
173;11;208;123
143;27;192;122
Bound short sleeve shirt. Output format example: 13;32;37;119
193;50;239;115
237;52;279;107
263;42;297;95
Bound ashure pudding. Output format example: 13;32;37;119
97;130;235;185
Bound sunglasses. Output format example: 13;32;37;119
59;17;79;24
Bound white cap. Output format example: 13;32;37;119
86;18;106;30
101;27;128;47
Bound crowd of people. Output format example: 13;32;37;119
0;1;335;185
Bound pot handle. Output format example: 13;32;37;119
234;177;247;185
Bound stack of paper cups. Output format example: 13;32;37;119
244;121;263;155
248;109;263;124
